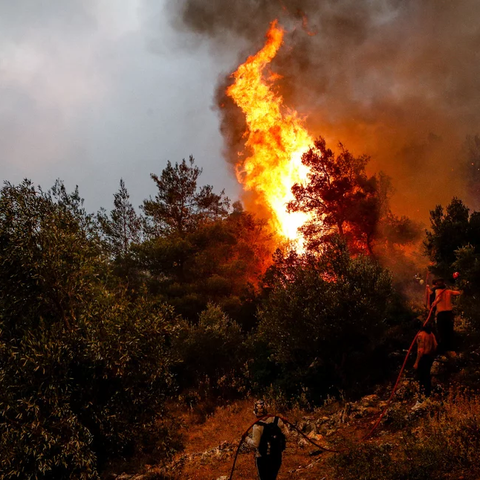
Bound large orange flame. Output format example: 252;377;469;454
227;20;313;241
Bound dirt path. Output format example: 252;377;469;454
165;397;387;480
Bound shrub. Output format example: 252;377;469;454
173;303;247;401
254;239;398;402
0;181;180;478
330;391;480;480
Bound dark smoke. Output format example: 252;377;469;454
167;0;480;220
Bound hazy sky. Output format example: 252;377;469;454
0;0;242;213
2;0;480;220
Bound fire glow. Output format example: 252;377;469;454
227;20;313;241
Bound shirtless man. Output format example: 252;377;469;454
432;279;461;354
414;325;438;397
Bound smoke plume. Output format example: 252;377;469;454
167;0;480;219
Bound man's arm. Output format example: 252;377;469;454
245;424;263;449
277;417;288;437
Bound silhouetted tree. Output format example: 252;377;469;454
97;178;142;259
288;137;418;255
424;197;473;275
142;156;230;236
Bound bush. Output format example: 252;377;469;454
173;303;247;401
330;391;480;480
254;239;402;402
0;181;180;478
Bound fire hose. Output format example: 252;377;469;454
228;287;445;480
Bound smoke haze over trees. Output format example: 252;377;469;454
166;0;480;221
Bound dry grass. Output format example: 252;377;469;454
142;389;480;479
157;398;359;479
330;390;480;480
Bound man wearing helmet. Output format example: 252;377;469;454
245;400;287;480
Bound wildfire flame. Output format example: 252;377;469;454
227;20;313;241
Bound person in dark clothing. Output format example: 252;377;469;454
245;400;286;480
414;325;438;397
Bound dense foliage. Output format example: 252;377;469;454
424;197;480;328
252;238;404;402
0;181;178;479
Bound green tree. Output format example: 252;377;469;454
255;238;397;401
0;180;179;479
97;179;144;293
137;204;272;324
138;160;273;323
142;156;230;236
97;178;142;259
0;180;101;334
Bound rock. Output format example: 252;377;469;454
297;438;309;448
114;475;145;480
359;394;379;407
298;418;317;434
307;431;323;441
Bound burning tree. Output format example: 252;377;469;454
288;137;419;255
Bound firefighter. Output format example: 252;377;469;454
426;278;441;312
432;279;462;355
245;400;287;480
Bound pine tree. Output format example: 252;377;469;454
142;156;230;237
97;179;142;259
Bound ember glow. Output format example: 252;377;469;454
227;20;313;241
